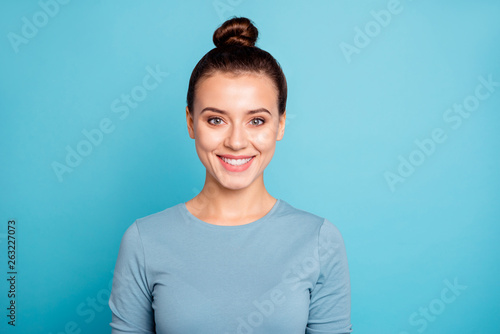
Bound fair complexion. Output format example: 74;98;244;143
185;71;286;226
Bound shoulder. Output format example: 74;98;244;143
125;203;184;239
276;200;331;241
278;199;324;225
279;199;346;243
278;199;329;230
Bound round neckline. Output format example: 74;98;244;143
180;198;281;230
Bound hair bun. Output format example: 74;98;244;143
213;17;258;48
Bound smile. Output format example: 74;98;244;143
220;156;252;165
217;155;255;172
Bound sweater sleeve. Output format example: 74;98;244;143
109;221;155;333
306;218;353;334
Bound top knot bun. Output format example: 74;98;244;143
213;17;258;48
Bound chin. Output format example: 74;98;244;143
219;179;252;190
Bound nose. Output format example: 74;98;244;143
224;123;248;151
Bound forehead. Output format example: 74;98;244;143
194;72;278;113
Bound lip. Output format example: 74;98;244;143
217;155;255;172
217;154;256;159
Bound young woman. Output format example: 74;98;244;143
109;17;352;334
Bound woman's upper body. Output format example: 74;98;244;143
109;198;352;333
109;16;352;333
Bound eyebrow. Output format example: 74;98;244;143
199;107;272;116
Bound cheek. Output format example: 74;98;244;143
195;125;223;150
252;126;277;147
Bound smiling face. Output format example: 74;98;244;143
186;71;286;191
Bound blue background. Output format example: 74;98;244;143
1;0;499;333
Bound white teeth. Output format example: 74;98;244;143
220;156;252;166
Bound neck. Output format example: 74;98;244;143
187;170;276;224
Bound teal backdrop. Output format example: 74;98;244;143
1;1;499;333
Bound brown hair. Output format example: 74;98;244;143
186;17;287;116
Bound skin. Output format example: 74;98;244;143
185;71;286;226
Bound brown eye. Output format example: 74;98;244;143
251;118;265;126
208;117;224;125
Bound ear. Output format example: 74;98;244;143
186;106;195;139
277;109;286;141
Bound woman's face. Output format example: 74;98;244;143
186;71;286;190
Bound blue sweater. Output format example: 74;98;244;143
109;198;352;333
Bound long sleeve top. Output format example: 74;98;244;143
109;198;352;333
